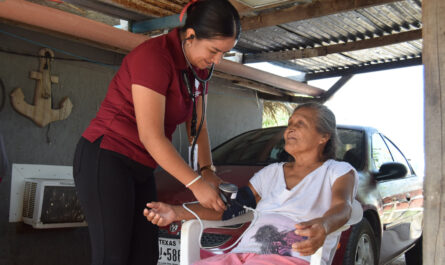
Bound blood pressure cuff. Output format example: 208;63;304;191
222;186;257;220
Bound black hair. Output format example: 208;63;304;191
181;0;241;41
293;102;339;160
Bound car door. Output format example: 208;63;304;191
372;133;420;262
371;133;410;261
382;136;423;241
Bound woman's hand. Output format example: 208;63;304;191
292;218;327;256
143;202;177;227
189;178;226;212
201;170;223;188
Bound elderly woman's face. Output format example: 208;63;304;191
283;107;329;155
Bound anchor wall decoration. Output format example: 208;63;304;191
10;48;73;127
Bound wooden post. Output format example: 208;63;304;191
423;0;445;264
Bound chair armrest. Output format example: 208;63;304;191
310;199;363;265
180;201;362;265
347;200;363;226
180;212;254;265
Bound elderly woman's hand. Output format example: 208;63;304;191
292;218;327;256
143;202;177;227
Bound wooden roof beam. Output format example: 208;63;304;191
65;0;152;21
241;0;403;31
215;59;325;96
244;29;422;63
213;72;286;97
258;74;354;103
319;74;353;103
257;92;319;104
305;56;422;80
99;0;176;17
0;0;148;53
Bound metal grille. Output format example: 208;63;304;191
22;182;36;218
201;233;232;248
40;186;85;224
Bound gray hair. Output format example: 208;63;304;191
293;102;339;160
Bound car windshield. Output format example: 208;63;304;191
213;127;365;170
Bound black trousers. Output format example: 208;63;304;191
73;137;158;265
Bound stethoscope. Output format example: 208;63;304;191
181;39;214;170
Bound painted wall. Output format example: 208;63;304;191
0;23;262;265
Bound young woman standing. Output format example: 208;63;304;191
73;1;241;264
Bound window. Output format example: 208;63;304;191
383;136;411;175
337;129;364;170
213;127;366;167
212;128;285;165
371;133;393;170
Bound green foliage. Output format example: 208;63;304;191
262;101;297;128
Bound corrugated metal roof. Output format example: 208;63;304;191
59;0;422;80
44;0;423;96
291;39;422;73
237;0;422;77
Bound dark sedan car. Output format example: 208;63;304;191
155;125;423;265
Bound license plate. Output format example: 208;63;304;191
158;237;180;265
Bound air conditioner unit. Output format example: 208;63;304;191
22;178;87;229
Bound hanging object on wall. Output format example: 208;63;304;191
10;48;73;127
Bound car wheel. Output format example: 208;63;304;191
343;218;378;265
405;235;422;265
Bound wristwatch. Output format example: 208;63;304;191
200;164;217;173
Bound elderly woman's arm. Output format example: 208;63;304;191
292;170;356;256
143;201;224;227
144;183;261;227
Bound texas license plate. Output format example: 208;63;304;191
158;237;180;265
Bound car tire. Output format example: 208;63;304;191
405;235;422;265
343;218;378;265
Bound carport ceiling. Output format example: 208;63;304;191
28;0;422;101
59;0;422;80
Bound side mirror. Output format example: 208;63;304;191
374;162;407;181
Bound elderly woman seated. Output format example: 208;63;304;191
144;103;358;265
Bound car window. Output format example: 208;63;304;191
383;135;412;175
213;127;365;167
371;133;393;170
212;128;285;165
337;129;365;170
